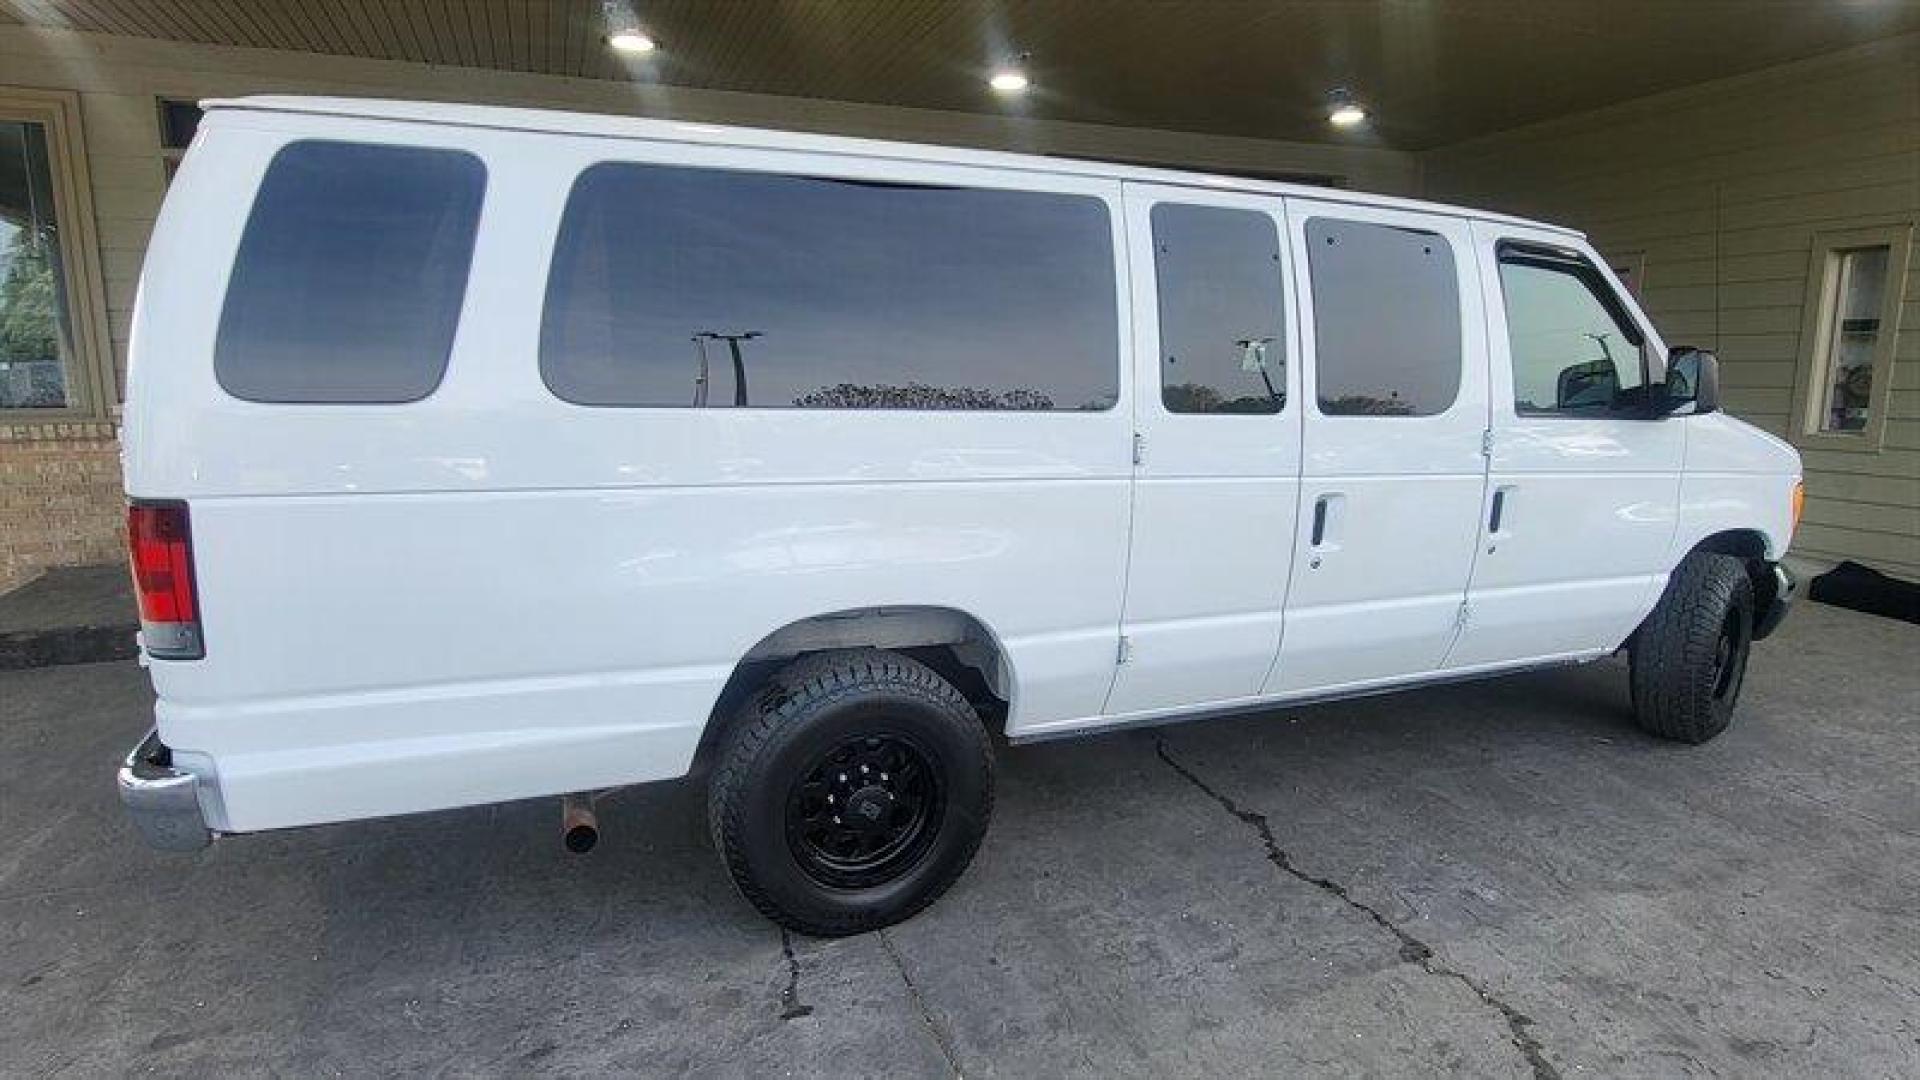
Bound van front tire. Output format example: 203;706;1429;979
1630;552;1755;744
707;649;993;937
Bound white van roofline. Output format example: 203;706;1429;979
202;95;1582;239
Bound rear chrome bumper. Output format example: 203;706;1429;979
1754;563;1796;641
117;729;212;852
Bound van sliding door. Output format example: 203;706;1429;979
1102;184;1302;717
1264;200;1492;694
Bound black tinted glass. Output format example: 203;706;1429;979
1305;218;1461;417
1152;203;1285;415
1498;252;1646;416
158;99;202;149
215;141;485;403
540;163;1120;410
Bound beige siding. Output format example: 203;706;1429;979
1427;35;1920;580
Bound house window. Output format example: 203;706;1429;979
0;88;111;420
1816;247;1889;433
1794;224;1913;450
157;98;201;183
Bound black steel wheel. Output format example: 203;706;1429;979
1708;605;1750;707
785;733;944;890
709;649;994;936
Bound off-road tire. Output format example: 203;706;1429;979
707;648;994;937
1630;552;1755;744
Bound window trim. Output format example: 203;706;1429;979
1495;240;1655;421
1788;222;1914;454
0;86;116;426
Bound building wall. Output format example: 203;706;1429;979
0;25;1418;593
1426;35;1920;580
0;422;122;587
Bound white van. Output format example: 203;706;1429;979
118;97;1801;935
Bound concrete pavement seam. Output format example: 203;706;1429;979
877;928;962;1077
778;928;814;1020
1155;736;1562;1080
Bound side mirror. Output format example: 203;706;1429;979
1663;346;1720;416
1555;359;1618;410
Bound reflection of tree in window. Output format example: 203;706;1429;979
793;383;1058;410
1321;392;1414;416
1163;382;1282;414
0;241;62;404
1;119;74;410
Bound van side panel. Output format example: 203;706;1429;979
167;483;1127;830
128;114;1134;831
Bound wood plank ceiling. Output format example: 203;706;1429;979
3;0;1916;148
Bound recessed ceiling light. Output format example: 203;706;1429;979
1327;88;1367;128
989;69;1030;94
608;29;656;53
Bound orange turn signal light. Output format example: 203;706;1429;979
1790;480;1805;539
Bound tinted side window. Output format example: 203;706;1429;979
540;163;1119;410
216;141;485;403
1497;250;1647;416
1305;218;1460;417
1152;203;1285;414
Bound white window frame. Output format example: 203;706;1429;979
0;86;116;425
1788;222;1913;453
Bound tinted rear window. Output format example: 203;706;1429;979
215;141;485;403
539;163;1120;410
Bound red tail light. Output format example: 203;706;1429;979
127;502;204;660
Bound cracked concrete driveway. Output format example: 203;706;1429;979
4;602;1917;1078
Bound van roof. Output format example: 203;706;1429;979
204;95;1581;239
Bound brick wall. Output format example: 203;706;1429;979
0;425;126;592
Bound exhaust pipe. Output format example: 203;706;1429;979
561;794;599;854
